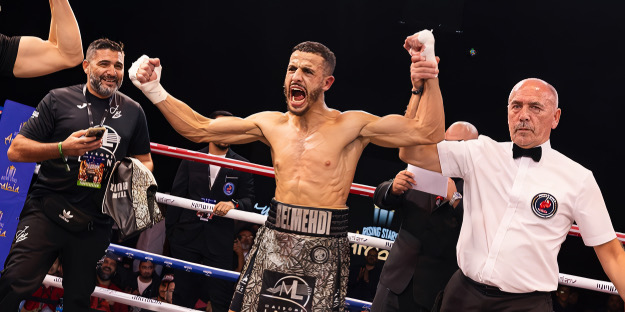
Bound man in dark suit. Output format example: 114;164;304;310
166;110;255;311
370;122;478;312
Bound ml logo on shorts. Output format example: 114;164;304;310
258;270;315;312
531;193;558;219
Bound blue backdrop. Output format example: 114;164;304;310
0;100;36;271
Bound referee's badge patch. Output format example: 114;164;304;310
531;193;558;219
223;182;235;196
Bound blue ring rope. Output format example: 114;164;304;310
107;243;373;310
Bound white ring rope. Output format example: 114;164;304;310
156;192;394;250
42;275;200;312
558;273;619;295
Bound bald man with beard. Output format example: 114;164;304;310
0;38;152;311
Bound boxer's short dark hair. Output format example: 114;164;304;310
293;41;336;75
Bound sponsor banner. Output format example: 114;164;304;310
348;196;399;262
0;100;37;270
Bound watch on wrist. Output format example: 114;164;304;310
449;192;462;206
231;199;239;208
411;87;424;95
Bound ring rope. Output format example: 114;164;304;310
150;142;376;197
151;142;625;243
156;192;394;250
154;192;620;296
42;275;199;312
105;242;621;312
106;244;373;309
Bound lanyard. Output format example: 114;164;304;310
83;84;118;127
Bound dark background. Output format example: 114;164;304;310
2;0;624;305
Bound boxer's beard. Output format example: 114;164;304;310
90;70;122;98
284;84;322;116
97;266;113;281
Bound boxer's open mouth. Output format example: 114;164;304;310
290;85;306;104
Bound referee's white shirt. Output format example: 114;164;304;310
438;136;615;293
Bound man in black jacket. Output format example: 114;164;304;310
166;110;255;311
370;122;477;312
127;260;160;312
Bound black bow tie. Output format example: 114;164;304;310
512;144;542;162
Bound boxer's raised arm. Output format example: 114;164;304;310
360;76;445;148
13;0;83;77
128;56;265;144
397;53;444;172
155;96;266;144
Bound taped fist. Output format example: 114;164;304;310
129;55;168;104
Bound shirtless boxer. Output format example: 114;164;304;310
130;34;443;312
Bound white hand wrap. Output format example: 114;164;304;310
415;29;436;64
129;55;168;104
409;29;438;76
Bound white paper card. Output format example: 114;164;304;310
406;164;448;197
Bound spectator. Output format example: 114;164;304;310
233;228;255;273
347;248;383;302
155;274;174;304
165;280;175;304
90;253;129;312
132;218;166;277
126;260;160;312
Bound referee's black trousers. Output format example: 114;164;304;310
0;197;112;311
439;269;553;312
